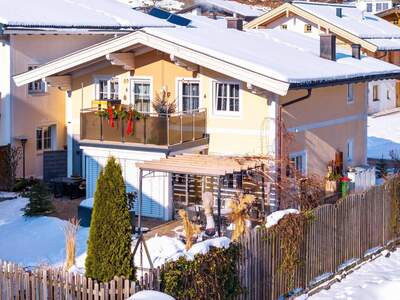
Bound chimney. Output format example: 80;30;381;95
352;44;361;59
227;17;243;31
320;34;336;61
336;7;343;18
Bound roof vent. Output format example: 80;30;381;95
336;7;343;18
352;44;361;59
320;34;336;61
227;17;243;31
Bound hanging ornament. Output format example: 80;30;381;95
126;110;134;135
107;106;115;128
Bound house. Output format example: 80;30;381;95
13;17;400;217
354;0;393;13
376;6;400;24
245;1;400;114
177;0;264;21
0;0;168;179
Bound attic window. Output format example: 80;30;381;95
28;66;47;95
304;24;312;33
281;24;288;30
393;20;398;25
373;85;379;101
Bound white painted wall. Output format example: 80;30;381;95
81;146;172;220
355;0;392;14
367;80;396;114
265;15;321;39
0;36;11;146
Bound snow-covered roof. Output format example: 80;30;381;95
13;26;400;96
180;0;263;18
292;1;400;39
0;0;169;31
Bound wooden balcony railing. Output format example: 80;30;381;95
80;108;207;146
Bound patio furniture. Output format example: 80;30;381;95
50;177;86;199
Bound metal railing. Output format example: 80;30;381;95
80;108;207;146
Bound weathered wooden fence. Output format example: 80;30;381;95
236;178;399;300
0;263;160;300
1;178;399;300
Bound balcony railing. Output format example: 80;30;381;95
80;108;207;146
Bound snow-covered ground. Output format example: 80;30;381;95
0;196;230;272
298;249;400;300
368;112;400;159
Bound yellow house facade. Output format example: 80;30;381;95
14;26;400;216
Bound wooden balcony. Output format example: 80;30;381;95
80;108;208;149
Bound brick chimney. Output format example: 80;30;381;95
227;17;243;31
320;34;336;61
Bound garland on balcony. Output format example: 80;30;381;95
96;107;142;135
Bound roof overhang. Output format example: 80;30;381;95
13;29;291;96
244;3;379;53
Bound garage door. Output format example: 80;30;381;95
85;155;167;219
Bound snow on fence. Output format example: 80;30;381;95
0;262;160;300
236;178;398;300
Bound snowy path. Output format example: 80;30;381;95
368;112;400;159
300;249;400;300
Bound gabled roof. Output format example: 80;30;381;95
376;6;400;18
0;0;169;33
178;0;264;18
13;27;400;96
245;1;400;52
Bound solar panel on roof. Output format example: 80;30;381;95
148;7;171;19
148;7;192;26
167;14;192;26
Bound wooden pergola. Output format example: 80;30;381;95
135;154;266;236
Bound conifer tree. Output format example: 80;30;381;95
24;181;54;216
85;157;135;282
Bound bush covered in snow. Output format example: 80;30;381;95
161;243;241;300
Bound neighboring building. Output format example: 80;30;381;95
354;0;392;13
376;6;400;24
177;0;264;21
0;0;168;178
14;19;400;216
245;1;400;114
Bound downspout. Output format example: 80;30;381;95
276;88;312;209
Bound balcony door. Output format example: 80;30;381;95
130;78;152;113
178;80;200;113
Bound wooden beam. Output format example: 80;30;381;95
169;54;199;72
45;75;71;91
106;52;135;70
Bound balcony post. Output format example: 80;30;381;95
144;116;147;144
180;114;183;143
192;112;195;141
167;115;170;146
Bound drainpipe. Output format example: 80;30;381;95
276;88;312;209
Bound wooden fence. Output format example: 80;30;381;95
1;178;399;300
236;178;399;300
0;263;160;300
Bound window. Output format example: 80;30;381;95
304;24;312;33
373;85;379;101
387;89;391;100
347;84;354;103
289;151;307;176
393;20;399;25
95;77;119;100
376;3;382;11
180;80;200;112
36;125;54;151
366;3;373;12
131;79;151;112
383;3;389;10
28;66;46;94
346;139;354;162
215;82;240;114
280;24;288;30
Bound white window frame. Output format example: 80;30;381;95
367;3;373;12
177;78;201;113
28;65;47;95
94;76;120;101
213;81;242;116
36;125;56;153
289;150;307;176
347;83;354;104
346;138;354;162
280;24;288;30
304;24;312;33
130;77;153;113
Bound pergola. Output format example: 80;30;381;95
135;154;266;236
